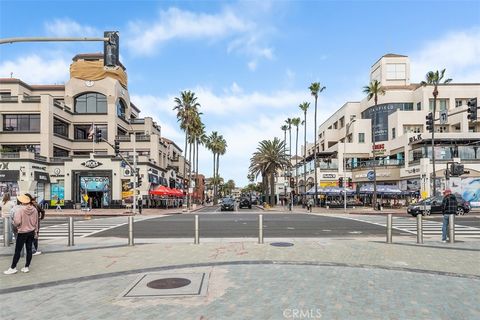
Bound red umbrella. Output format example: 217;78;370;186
171;188;184;197
149;185;173;196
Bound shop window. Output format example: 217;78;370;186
358;133;365;143
74;92;107;113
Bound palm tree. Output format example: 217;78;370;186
421;69;452;197
309;82;326;206
363;80;385;209
291;117;301;194
249;138;288;206
216;135;227;200
206;131;220;203
173;90;200;204
299;102;310;194
226;179;235;195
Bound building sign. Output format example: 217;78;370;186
322;173;336;179
32;165;46;171
34;171;50;183
0;170;19;181
81;159;103;169
122;179;133;201
373;143;386;156
406;168;420;174
367;171;375;181
409;134;422;145
148;174;159;184
355;171;391;179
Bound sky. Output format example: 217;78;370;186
1;0;479;187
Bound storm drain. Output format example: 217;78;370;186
120;273;208;298
270;242;294;247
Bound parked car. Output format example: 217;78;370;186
239;197;252;209
220;198;235;211
407;195;470;216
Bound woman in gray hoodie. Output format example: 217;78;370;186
4;194;39;274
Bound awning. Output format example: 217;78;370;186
359;185;402;195
170;188;184;197
149;185;173;196
0;170;19;181
34;171;50;183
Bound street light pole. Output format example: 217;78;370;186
132;132;137;215
344;117;356;213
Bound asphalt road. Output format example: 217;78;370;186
92;206;406;238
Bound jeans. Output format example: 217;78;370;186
11;231;35;268
442;214;450;241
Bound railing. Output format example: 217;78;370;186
0;152;20;159
0;95;18;102
350;159;405;169
116;135;131;141
34;154;48;161
50;157;69;163
130;118;145;124
136;134;150;142
22;95;41;102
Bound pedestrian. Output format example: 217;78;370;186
441;189;458;243
25;194;44;255
137;197;142;214
307;198;314;212
55;197;63;211
1;193;15;243
3;194;39;274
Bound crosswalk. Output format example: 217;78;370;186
341;215;480;238
0;216;139;241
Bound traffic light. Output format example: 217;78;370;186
347;178;352;188
104;31;119;67
289;177;294;188
95;128;102;143
338;177;344;187
114;140;120;155
467;98;477;122
425;112;434;133
450;163;464;177
137;174;143;187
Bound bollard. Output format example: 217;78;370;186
3;217;10;247
449;214;455;243
386;214;392;244
128;216;134;246
68;217;74;246
258;214;264;244
194;215;199;244
416;214;423;244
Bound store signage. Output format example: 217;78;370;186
355;171;391;179
406;168;420;174
409;134;422;145
34;171;50;183
0;162;9;170
81;159;103;169
322;174;336;179
0;170;19;181
32;165;46;171
367;171;375;181
148;174;159;184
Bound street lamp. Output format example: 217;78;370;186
344;116;356;213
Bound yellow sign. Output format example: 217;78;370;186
421;191;428;199
122;191;134;199
83;194;89;202
320;181;337;187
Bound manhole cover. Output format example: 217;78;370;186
270;242;294;247
147;278;191;289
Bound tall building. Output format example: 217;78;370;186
0;53;189;208
297;54;480;206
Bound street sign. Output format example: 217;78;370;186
440;110;448;124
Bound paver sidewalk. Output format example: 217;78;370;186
1;236;479;319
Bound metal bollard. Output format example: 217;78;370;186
3;217;11;247
386;214;392;244
128;216;134;246
194;215;199;244
449;214;455;243
258;214;264;244
416;214;423;244
68;217;74;246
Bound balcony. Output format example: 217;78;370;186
0;95;19;103
116;135;131;141
50;157;69;163
0;152;20;159
22;95;41;103
136;134;150;142
130;118;145;124
350;159;405;170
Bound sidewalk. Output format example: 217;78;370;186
1;235;479;319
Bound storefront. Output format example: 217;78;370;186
0;170;20;197
34;171;50;203
71;170;112;208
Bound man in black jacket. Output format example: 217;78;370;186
441;189;457;242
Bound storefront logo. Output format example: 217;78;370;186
367;171;376;181
409;134;422;145
0;162;9;170
322;174;336;179
81;159;103;169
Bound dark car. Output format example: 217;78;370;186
220;198;235;211
239;198;252;209
407;195;470;216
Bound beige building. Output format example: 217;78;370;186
0;53;189;208
296;54;480;206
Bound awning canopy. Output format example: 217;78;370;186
149;185;173;196
359;185;402;195
304;186;355;195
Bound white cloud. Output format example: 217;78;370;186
0;54;70;84
125;7;274;70
410;28;480;83
44;18;99;37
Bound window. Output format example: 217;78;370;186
392;128;396;139
429;99;449;111
74;124;107;140
339;117;345;128
74;92;107;113
53;147;69;157
358;133;365;143
403;125;422;134
417;102;421;111
54;118;69;138
117;127;127;136
386;63;406;80
3;114;40;132
2;144;40;154
116;99;126;119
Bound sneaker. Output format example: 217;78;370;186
20;267;29;273
32;251;42;256
3;268;17;275
442;240;447;243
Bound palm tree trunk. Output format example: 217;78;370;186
212;152;216;203
188;140;193;209
196;140;199;203
270;172;275;206
314;96;318;206
295;126;299;195
216;153;220;198
303;111;307;195
184;131;188;192
372;96;378;209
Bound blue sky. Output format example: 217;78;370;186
1;0;479;186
